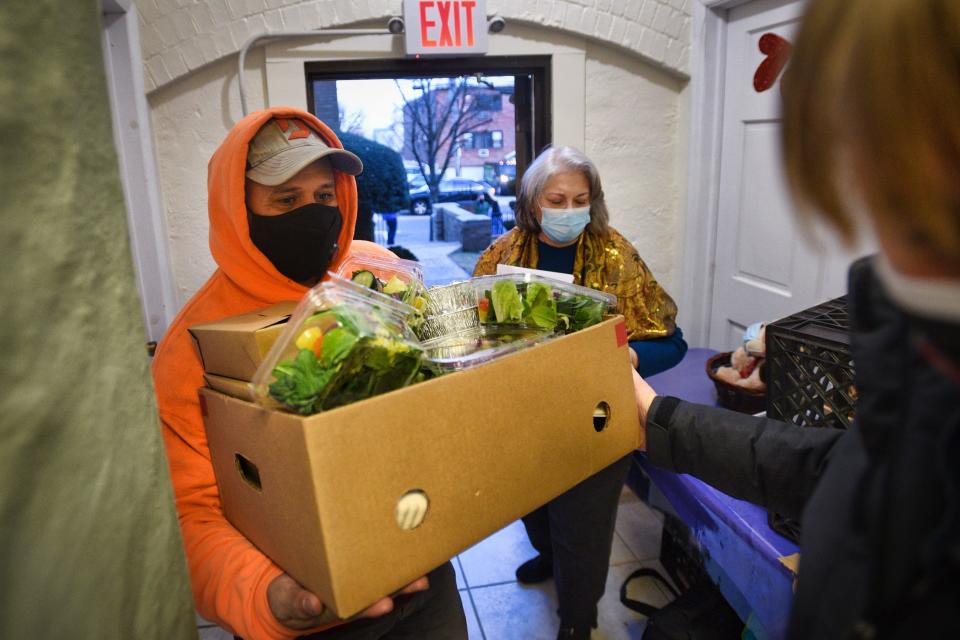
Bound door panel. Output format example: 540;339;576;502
735;121;803;292
708;0;872;349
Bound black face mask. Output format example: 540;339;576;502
248;203;343;284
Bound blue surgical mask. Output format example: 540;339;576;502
539;206;591;244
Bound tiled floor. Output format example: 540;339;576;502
196;487;674;639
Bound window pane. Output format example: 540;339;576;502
474;93;501;111
474;131;494;149
305;69;534;277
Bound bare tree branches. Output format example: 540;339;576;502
337;105;366;136
396;77;494;201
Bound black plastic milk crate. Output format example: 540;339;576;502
766;296;857;429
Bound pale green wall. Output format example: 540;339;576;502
0;1;195;637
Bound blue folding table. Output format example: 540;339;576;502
633;348;799;640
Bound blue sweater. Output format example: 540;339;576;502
536;240;687;377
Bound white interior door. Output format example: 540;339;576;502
707;0;871;350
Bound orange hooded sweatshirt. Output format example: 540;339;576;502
152;107;394;639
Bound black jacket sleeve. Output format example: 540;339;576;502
645;396;845;520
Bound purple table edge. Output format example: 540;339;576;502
636;347;799;640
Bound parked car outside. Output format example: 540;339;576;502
406;171;426;189
408;178;496;215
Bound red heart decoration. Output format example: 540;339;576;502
753;33;792;93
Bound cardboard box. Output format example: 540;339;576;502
203;373;256;403
201;316;638;618
189;301;296;381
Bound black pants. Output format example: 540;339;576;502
522;455;632;630
237;562;465;640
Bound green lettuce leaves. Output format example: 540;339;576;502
268;306;421;415
482;280;607;334
267;349;335;415
523;282;558;329
557;294;605;332
490;280;524;323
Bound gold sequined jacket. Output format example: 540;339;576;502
473;228;678;340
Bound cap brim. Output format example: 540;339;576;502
246;146;363;186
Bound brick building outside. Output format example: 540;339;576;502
402;82;515;183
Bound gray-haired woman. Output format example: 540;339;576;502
474;145;686;639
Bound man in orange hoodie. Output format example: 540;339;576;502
152;107;465;640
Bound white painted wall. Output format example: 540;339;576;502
136;0;692;92
147;48;268;305
584;40;685;296
147;20;688;314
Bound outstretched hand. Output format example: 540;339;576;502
268;573;430;631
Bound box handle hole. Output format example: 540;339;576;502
593;402;611;432
235;453;262;492
396;489;429;531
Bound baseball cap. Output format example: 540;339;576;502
246;117;363;186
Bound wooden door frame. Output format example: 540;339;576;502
681;0;765;347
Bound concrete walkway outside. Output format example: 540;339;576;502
376;214;470;287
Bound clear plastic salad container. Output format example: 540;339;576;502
251;279;423;415
323;272;416;324
469;274;617;335
421;325;554;374
335;253;429;319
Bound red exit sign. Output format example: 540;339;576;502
403;0;488;56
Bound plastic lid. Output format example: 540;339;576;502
334;256;429;330
336;253;424;286
323;272;415;321
421;325;553;373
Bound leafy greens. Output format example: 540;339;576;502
350;269;428;333
490;280;524;324
268;306;422;415
481;280;608;334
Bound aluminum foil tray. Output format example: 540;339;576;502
423;280;476;316
415;306;480;341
